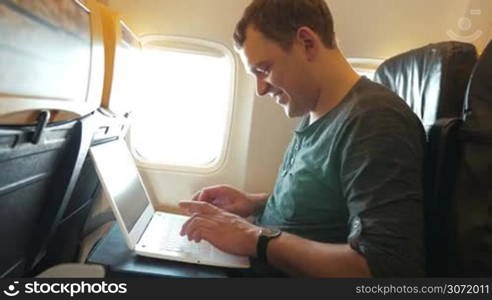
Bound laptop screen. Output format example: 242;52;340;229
90;140;150;233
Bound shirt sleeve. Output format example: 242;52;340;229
337;106;426;277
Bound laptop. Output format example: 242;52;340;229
90;139;250;269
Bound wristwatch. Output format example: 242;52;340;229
256;227;282;264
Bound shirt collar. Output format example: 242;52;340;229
295;76;368;135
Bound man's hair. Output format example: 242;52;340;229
233;0;336;50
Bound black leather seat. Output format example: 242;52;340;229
373;42;480;276
446;41;492;276
465;42;492;131
374;41;478;131
424;41;492;276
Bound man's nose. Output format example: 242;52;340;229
256;77;270;97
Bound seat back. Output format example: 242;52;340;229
0;117;84;277
374;41;477;131
450;41;492;276
373;42;481;276
0;0;105;277
425;117;463;275
33;110;128;273
426;41;492;276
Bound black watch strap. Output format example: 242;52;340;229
256;228;281;264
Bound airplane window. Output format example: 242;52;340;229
130;37;234;171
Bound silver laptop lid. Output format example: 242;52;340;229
90;139;155;249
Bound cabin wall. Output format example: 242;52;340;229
330;0;492;57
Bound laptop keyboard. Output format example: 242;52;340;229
135;211;250;268
152;212;213;258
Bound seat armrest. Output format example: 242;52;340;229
36;263;106;278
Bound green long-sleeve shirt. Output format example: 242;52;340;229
257;77;426;277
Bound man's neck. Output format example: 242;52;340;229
309;51;361;125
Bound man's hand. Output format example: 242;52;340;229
179;201;260;257
191;185;268;218
179;200;371;277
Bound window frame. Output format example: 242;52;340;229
129;35;237;174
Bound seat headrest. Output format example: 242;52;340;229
374;42;477;130
464;41;492;131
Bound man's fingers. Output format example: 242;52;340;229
191;188;214;202
192;185;230;202
189;230;202;243
191;191;199;201
188;221;215;243
193;228;214;245
180;214;217;239
180;213;197;236
180;214;217;235
179;200;220;215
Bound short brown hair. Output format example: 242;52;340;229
233;0;336;50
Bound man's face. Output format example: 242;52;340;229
238;27;317;118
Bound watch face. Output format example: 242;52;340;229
261;227;281;238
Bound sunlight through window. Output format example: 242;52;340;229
131;40;234;169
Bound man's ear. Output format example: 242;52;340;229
296;26;318;61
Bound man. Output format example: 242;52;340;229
179;0;425;277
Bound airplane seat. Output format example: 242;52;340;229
36;263;105;278
424;117;463;276
447;40;492;276
30;154;102;274
373;42;479;277
0;113;95;277
0;0;116;278
31;110;128;275
424;41;492;276
374;41;478;131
